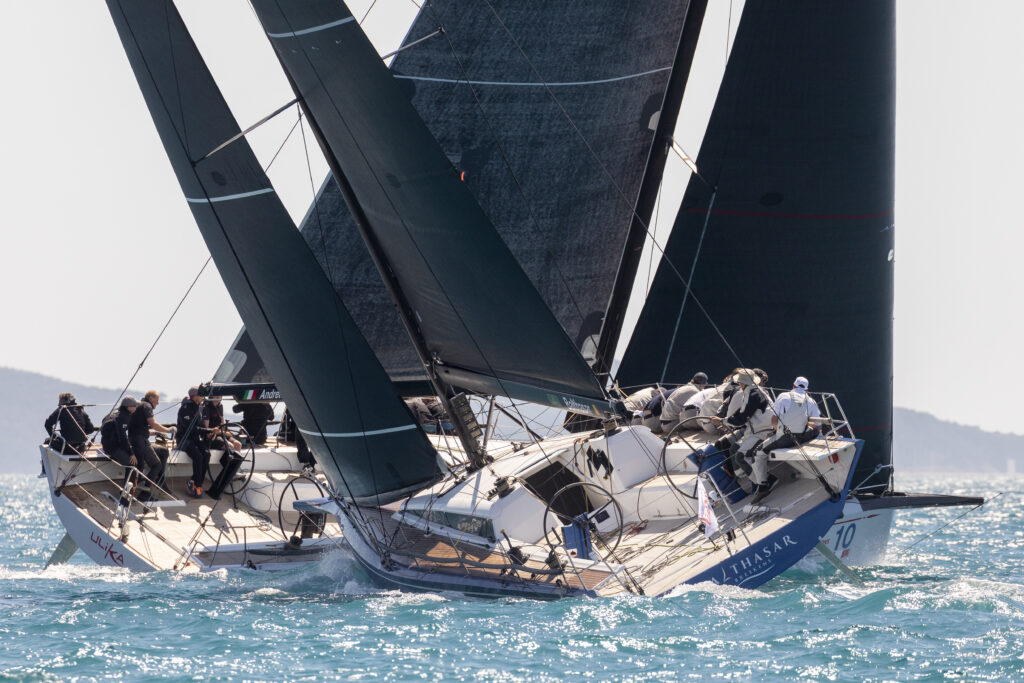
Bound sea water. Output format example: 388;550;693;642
1;473;1021;681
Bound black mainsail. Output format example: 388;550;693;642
250;0;611;415
617;1;896;491
106;0;441;503
219;1;695;391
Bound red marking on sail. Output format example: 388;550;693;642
685;208;893;221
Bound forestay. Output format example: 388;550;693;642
250;0;610;415
617;1;896;491
106;0;441;504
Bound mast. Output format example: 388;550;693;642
593;0;709;377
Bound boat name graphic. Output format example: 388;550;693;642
716;534;798;585
555;395;598;416
242;389;281;401
89;531;125;566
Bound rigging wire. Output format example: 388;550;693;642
896;493;1003;555
111;257;213;412
359;0;378;25
645;182;664;298
727;0;734;63
660;189;718;384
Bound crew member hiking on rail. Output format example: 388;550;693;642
44;393;96;455
177;387;211;498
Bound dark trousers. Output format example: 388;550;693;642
762;426;821;454
107;448;138;490
130;436;167;491
179;440;211;486
296;432;315;466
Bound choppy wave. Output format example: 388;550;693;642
1;473;1022;681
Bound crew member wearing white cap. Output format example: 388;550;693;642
747;377;823;503
761;376;821;453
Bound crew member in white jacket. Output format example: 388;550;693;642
760;376;821;457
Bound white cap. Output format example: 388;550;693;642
793;376;809;390
733;369;759;386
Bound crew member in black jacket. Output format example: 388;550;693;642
100;396;138;468
177;387;211;497
232;401;274;446
128;390;174;497
44;393;96;455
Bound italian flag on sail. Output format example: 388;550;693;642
241;389;257;401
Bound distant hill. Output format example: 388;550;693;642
0;367;176;474
1;367;1021;474
893;407;1023;474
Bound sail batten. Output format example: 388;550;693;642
106;0;441;504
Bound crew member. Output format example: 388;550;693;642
711;369;775;502
622;385;660;428
177;387;211;497
128;390;174;498
405;398;433;426
44;393;96;455
232;401;274;446
278;409;297;444
278;408;314;466
205;397;241;454
660;372;708;434
100;396;138;470
760;376;822;456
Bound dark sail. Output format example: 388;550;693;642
221;1;690;389
617;1;895;491
251;0;610;415
106;0;441;503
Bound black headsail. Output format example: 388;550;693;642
105;0;441;504
249;0;609;417
617;1;896;491
219;1;694;394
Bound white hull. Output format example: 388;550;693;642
41;442;342;572
300;426;863;597
813;498;895;566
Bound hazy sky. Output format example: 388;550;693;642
1;2;1021;436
